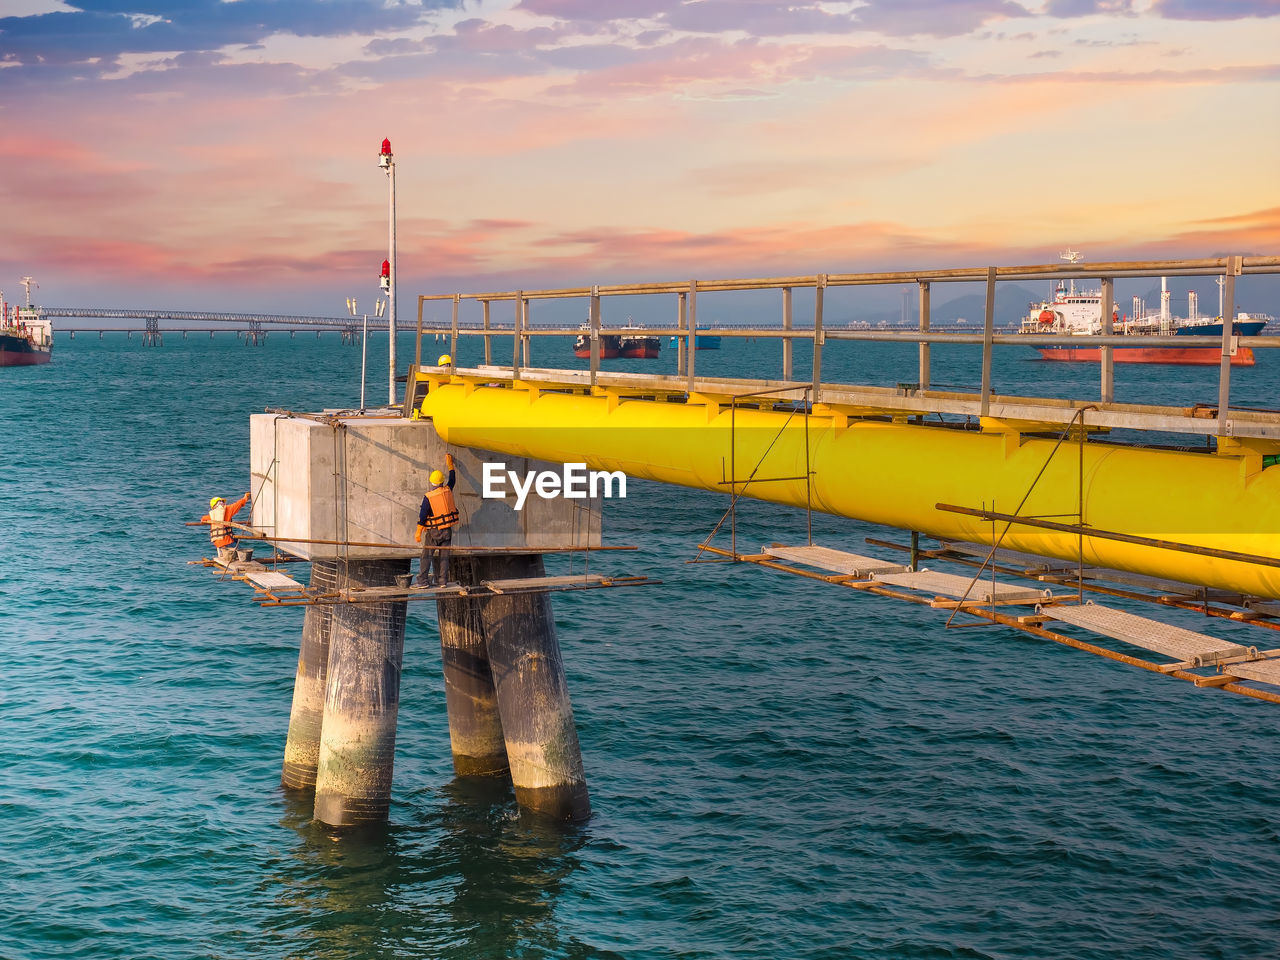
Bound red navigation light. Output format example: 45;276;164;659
381;259;391;278
381;138;392;155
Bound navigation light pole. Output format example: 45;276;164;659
379;138;397;405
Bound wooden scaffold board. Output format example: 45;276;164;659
762;544;906;578
1042;602;1251;665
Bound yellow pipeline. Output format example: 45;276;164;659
420;381;1280;599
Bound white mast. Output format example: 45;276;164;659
378;139;397;406
20;276;36;307
1160;276;1170;322
1059;248;1082;297
1216;275;1225;319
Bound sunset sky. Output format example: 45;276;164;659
0;0;1276;316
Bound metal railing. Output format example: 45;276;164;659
415;255;1280;436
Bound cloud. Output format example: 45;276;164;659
0;0;460;82
1149;0;1280;19
544;36;932;98
514;0;674;22
1044;0;1134;15
661;1;861;36
851;0;1032;38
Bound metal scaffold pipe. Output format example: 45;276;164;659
417;382;1280;600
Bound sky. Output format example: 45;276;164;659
0;0;1277;317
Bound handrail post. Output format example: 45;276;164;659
686;280;697;392
782;286;793;381
917;281;930;390
676;291;687;378
482;300;491;365
449;293;460;364
1218;256;1241;436
512;291;522;380
590;285;601;387
980;266;995;417
1099;277;1114;403
812;274;826;404
522;298;532;368
414;295;424;369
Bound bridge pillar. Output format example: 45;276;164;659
477;553;590;822
313;558;411;827
436;555;509;777
282;560;338;792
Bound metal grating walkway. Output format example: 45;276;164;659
873;569;1051;603
1044;602;1249;664
763;544;906;578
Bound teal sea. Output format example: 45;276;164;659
3;329;1279;959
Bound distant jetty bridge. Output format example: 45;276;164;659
38;304;1000;346
38;306;391;344
198;252;1280;831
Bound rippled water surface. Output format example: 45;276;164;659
3;330;1278;959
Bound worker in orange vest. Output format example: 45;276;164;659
202;492;252;563
415;454;459;586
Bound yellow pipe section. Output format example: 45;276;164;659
420;382;1280;599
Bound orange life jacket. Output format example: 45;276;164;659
209;503;233;547
423;485;459;529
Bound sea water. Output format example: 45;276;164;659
2;330;1278;959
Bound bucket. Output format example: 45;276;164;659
237;548;254;562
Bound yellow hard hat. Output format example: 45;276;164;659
209;496;224;508
437;354;452;366
430;469;444;485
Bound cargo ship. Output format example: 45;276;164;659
1020;254;1267;366
0;279;52;367
573;323;621;359
618;321;660;359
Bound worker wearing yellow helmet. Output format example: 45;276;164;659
200;491;252;563
415;452;459;586
437;353;452;368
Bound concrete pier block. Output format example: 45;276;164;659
436;556;509;777
281;559;338;791
478;554;590;822
313;558;410;827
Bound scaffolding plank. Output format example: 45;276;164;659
763;544;906;578
1044;602;1249;663
483;574;606;593
242;570;305;590
1222;659;1280;687
873;569;1051;602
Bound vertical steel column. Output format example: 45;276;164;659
313;558;411;827
918;281;930;390
414;297;424;370
478;554;590;821
481;299;491;366
482;300;492;365
812;275;826;404
522;299;532;368
436;556;509;777
980;266;995;417
1099;278;1115;403
281;559;338;792
590;286;601;387
686;280;697;391
512;292;523;380
782;287;793;381
449;293;460;363
676;292;687;378
1217;256;1240;436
